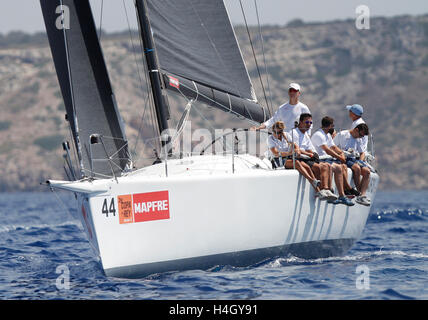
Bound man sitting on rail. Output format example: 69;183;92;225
311;116;358;206
268;121;323;195
289;114;338;201
333;123;371;206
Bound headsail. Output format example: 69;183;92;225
40;0;130;179
142;0;268;123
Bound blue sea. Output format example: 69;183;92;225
0;191;426;300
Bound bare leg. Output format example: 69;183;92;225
290;161;320;192
312;163;320;180
341;164;353;190
332;164;345;197
313;163;329;190
359;167;371;196
351;163;361;190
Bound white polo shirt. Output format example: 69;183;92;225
351;117;368;152
311;129;335;157
290;128;316;152
267;132;292;156
333;130;364;154
263;101;311;132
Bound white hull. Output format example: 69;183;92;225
49;154;379;278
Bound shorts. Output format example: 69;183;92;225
298;158;316;168
271;156;291;169
346;157;368;169
320;158;342;165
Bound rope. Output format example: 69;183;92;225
175;79;259;126
98;0;104;41
59;0;84;177
254;0;273;117
134;1;164;155
239;0;270;117
121;0;161;167
50;187;74;217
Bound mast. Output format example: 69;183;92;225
134;0;170;141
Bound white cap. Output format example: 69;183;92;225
289;83;301;91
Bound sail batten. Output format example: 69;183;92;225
163;73;266;123
40;0;130;178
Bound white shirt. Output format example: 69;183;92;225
290;128;316;152
333;130;364;154
267;132;292;156
311;129;335;157
263;101;311;132
351;117;368;152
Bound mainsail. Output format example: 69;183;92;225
142;0;268;123
40;0;130;179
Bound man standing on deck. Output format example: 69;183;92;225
251;83;310;132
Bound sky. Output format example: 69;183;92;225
0;0;427;34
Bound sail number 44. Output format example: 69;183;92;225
101;198;116;217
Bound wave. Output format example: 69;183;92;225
380;288;415;300
369;208;427;223
265;250;428;268
0;221;82;234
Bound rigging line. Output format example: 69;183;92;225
60;0;84;177
50;188;74;217
136;52;163;163
122;0;156;163
98;0;104;41
175;80;259;126
66;123;79;180
81;168;117;179
186;0;254;123
174;85;235;152
132;0;163;156
254;0;273;117
239;0;270;117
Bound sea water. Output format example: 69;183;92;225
0;190;426;300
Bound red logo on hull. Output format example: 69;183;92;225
118;191;170;224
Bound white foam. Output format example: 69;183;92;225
266;249;428;268
0;221;82;234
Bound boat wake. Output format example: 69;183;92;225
265;250;428;269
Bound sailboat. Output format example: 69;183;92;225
40;0;379;278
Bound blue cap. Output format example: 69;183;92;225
346;104;364;116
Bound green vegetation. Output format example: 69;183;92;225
0;142;14;155
286;19;305;28
7;95;37;112
0;31;48;48
422;54;428;66
22;82;40;95
0;121;11;131
34;134;64;152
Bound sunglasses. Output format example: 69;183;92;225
305;121;313;125
274;130;283;134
